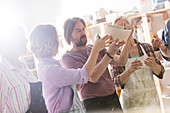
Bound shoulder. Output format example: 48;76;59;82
38;60;62;78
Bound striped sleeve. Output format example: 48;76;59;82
0;70;30;113
111;65;125;89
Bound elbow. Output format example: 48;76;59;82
89;78;98;83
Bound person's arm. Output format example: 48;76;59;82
84;35;112;80
144;44;165;79
89;37;124;83
144;52;164;79
89;31;133;83
160;45;170;58
112;59;143;88
112;37;131;66
119;59;143;85
89;52;113;83
110;28;133;66
112;65;125;89
53;35;112;86
152;37;170;58
0;72;6;113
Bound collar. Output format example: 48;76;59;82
38;57;61;66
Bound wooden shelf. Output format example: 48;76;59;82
128;8;170;20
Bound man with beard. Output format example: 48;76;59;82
62;17;132;113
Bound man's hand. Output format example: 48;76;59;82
107;37;125;57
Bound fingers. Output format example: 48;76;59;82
131;59;143;66
124;26;132;30
105;39;114;47
144;54;155;67
102;35;111;41
129;59;143;72
116;41;125;48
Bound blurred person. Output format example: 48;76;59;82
0;24;47;113
111;16;165;113
152;18;170;61
29;24;113;113
62;17;133;113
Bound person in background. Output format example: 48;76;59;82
62;17;133;113
0;24;47;113
29;24;113;113
152;18;170;61
112;16;164;113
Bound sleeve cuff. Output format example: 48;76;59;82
114;75;125;89
81;67;88;83
153;64;165;79
160;51;170;61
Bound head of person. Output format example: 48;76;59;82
113;16;138;42
0;24;27;58
64;17;87;47
112;16;131;27
29;25;59;58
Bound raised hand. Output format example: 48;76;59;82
151;36;165;50
127;59;143;73
93;35;113;52
107;37;125;57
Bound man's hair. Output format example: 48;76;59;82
29;25;59;58
112;16;131;25
64;17;86;45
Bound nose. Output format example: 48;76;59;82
81;29;86;35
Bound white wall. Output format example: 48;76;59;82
0;0;138;31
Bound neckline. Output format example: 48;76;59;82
131;55;140;58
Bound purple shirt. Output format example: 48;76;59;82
37;58;88;113
62;45;115;100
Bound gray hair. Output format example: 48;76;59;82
29;25;59;58
112;16;131;25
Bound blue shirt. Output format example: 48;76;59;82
161;18;170;61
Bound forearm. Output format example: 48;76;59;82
160;46;170;57
89;54;112;83
84;47;100;80
151;64;162;78
120;69;132;86
112;40;131;66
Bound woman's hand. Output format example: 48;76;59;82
127;59;143;73
144;52;157;69
144;52;162;76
